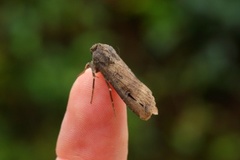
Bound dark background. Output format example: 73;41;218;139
1;0;240;159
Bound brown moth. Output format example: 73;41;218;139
86;43;158;120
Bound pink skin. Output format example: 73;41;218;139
56;68;128;160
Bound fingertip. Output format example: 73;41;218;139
56;69;128;160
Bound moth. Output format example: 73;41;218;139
86;43;158;120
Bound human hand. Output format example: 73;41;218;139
56;68;128;160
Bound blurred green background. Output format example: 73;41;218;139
1;0;240;159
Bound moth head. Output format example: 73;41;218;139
90;43;119;64
91;43;116;54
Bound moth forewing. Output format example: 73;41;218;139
120;78;158;120
89;43;158;120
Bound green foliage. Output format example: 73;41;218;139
0;0;240;159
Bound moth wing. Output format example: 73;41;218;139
106;62;158;118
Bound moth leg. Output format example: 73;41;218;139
105;80;116;116
77;62;91;77
85;62;97;104
90;71;96;104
